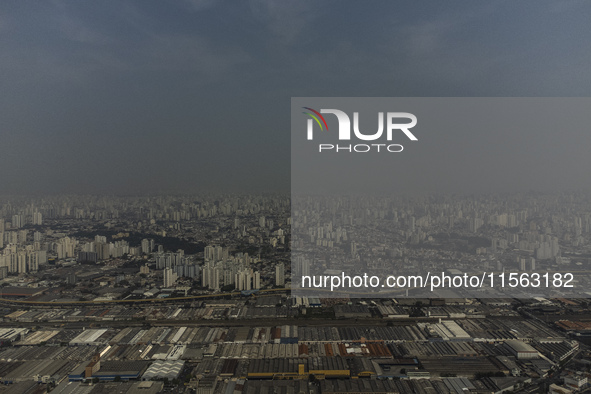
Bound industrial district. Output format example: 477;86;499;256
0;193;591;393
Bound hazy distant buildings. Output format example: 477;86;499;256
535;236;560;260
470;217;484;233
78;251;98;263
0;247;43;274
235;268;260;291
155;251;187;269
163;267;177;287
174;264;198;279
141;239;152;254
11;214;23;229
204;245;228;262
201;262;221;291
276;263;285;286
294;256;310;278
56;237;76;259
32;212;42;226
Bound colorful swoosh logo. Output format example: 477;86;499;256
302;107;329;131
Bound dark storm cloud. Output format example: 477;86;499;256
0;1;590;194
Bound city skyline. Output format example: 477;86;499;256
2;3;591;392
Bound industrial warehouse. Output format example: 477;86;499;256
0;315;581;393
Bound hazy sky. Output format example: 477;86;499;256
1;1;590;194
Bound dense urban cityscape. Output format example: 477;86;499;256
0;193;589;393
2;0;590;393
291;193;591;299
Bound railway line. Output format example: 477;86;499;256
0;288;289;307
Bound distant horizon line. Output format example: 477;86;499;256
1;188;590;199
